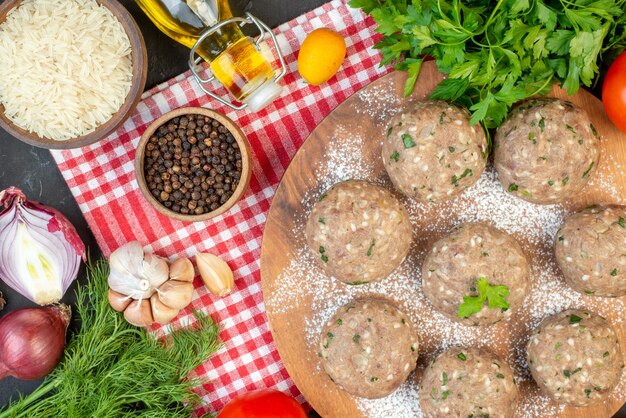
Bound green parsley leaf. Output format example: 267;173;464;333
390;151;400;161
508;183;519;192
618;217;625;228
402;134;416;148
367;239;376;257
611;268;618;276
353;334;361;343
457;352;467;361
457;277;510;318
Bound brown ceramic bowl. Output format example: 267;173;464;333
0;0;147;150
135;107;252;222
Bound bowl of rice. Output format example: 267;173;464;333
0;0;147;149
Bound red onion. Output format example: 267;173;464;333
0;187;85;305
0;304;70;380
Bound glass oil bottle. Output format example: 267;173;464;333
134;0;286;111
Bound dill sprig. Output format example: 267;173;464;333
0;259;220;418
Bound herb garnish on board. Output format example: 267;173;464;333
0;260;221;418
350;0;626;128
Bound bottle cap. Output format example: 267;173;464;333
243;79;283;112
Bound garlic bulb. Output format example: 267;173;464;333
108;241;169;300
107;245;196;327
195;253;234;296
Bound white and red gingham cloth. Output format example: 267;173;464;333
50;0;390;414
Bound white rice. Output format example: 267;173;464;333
0;0;133;141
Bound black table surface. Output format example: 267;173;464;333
0;1;624;417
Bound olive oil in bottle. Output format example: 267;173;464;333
135;0;282;111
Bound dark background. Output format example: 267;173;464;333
0;0;624;417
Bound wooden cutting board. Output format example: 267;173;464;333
260;61;626;418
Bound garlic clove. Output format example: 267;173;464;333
195;253;234;297
108;289;131;312
150;293;180;325
169;257;195;283
141;253;169;289
124;299;154;327
157;280;194;310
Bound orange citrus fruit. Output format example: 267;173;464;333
297;28;347;86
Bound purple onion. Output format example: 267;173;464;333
0;187;85;305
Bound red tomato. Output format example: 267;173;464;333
217;389;307;418
602;50;626;135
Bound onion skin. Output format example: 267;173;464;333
0;304;70;380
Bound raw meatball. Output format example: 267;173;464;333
306;180;412;284
319;298;418;398
421;223;530;326
382;100;487;203
420;347;518;418
494;98;599;204
527;309;623;406
555;206;626;297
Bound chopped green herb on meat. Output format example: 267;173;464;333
352;334;361;343
335;319;343;325
508;183;518;192
402;134;416;148
562;177;569;186
347;280;367;286
611;268;618;276
439;112;446;125
564;367;582;378
566;124;576;135
457;277;510;319
319;246;328;263
529;132;536;144
390;151;400;162
578;139;584;145
441;372;448;385
366;239;376;257
318;217;326;224
538;117;545;132
387;126;393;137
582;162;595;178
547;180;554;186
496;373;505;379
448;146;455;153
569;314;583;324
319;193;327;201
584;290;596;295
441;390;451;400
604;351;610;357
618;217;625;228
558;236;564;242
457;352;467;361
451;168;472;186
370;376;379;382
482;252;489;257
590;124;600;139
585;388;592;398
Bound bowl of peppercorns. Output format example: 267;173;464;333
135;107;252;222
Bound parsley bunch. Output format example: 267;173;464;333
350;0;626;128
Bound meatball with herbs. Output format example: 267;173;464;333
382;100;487;203
494;98;599;204
305;180;413;284
421;223;530;326
319;298;418;398
527;309;623;406
555;206;626;297
419;347;519;418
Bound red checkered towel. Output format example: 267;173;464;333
50;0;389;414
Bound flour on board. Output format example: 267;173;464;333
265;117;626;417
